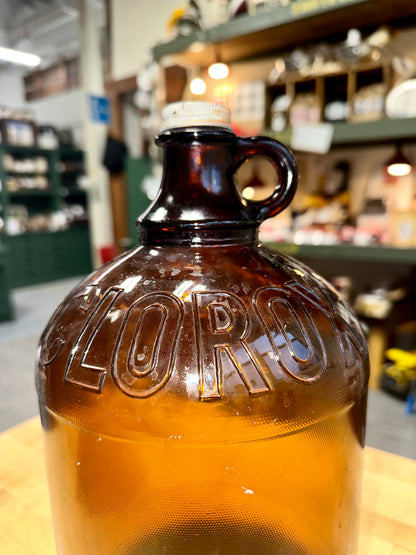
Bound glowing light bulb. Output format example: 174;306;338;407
208;62;229;80
189;77;206;95
387;162;412;177
386;147;412;177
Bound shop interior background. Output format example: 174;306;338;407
0;0;415;460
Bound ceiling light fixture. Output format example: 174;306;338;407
0;46;41;68
386;146;412;177
190;77;206;95
207;47;229;80
208;61;229;80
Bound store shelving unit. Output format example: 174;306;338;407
153;2;416;391
153;0;416;143
0;143;92;289
153;0;416;258
270;243;416;264
152;0;416;65
267;117;416;147
58;147;89;220
331;117;416;145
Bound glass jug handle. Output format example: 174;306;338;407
234;136;298;222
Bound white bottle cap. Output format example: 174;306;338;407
161;101;232;131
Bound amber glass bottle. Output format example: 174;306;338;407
36;102;368;554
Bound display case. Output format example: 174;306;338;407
0;144;92;289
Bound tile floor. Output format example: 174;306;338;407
1;277;415;459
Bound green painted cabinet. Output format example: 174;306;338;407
0;247;13;321
0;144;92;290
125;157;153;247
6;229;92;288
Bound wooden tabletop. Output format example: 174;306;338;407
1;417;415;554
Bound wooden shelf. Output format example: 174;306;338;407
267;117;416;147
331;117;416;145
153;1;416;149
268;242;416;264
152;0;416;65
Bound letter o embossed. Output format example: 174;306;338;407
254;287;327;383
113;292;184;397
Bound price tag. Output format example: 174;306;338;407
290;123;334;154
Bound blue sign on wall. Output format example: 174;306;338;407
89;95;111;124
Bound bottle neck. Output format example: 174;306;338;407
138;225;258;246
138;128;258;246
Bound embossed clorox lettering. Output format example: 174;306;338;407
43;281;365;399
286;277;365;367
112;292;184;398
40;284;101;367
193;291;272;400
254;287;326;383
65;287;122;392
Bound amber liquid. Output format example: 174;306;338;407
44;402;363;555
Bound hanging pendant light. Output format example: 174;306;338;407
386;145;412;177
208;61;229;79
208;48;229;80
190;77;207;95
